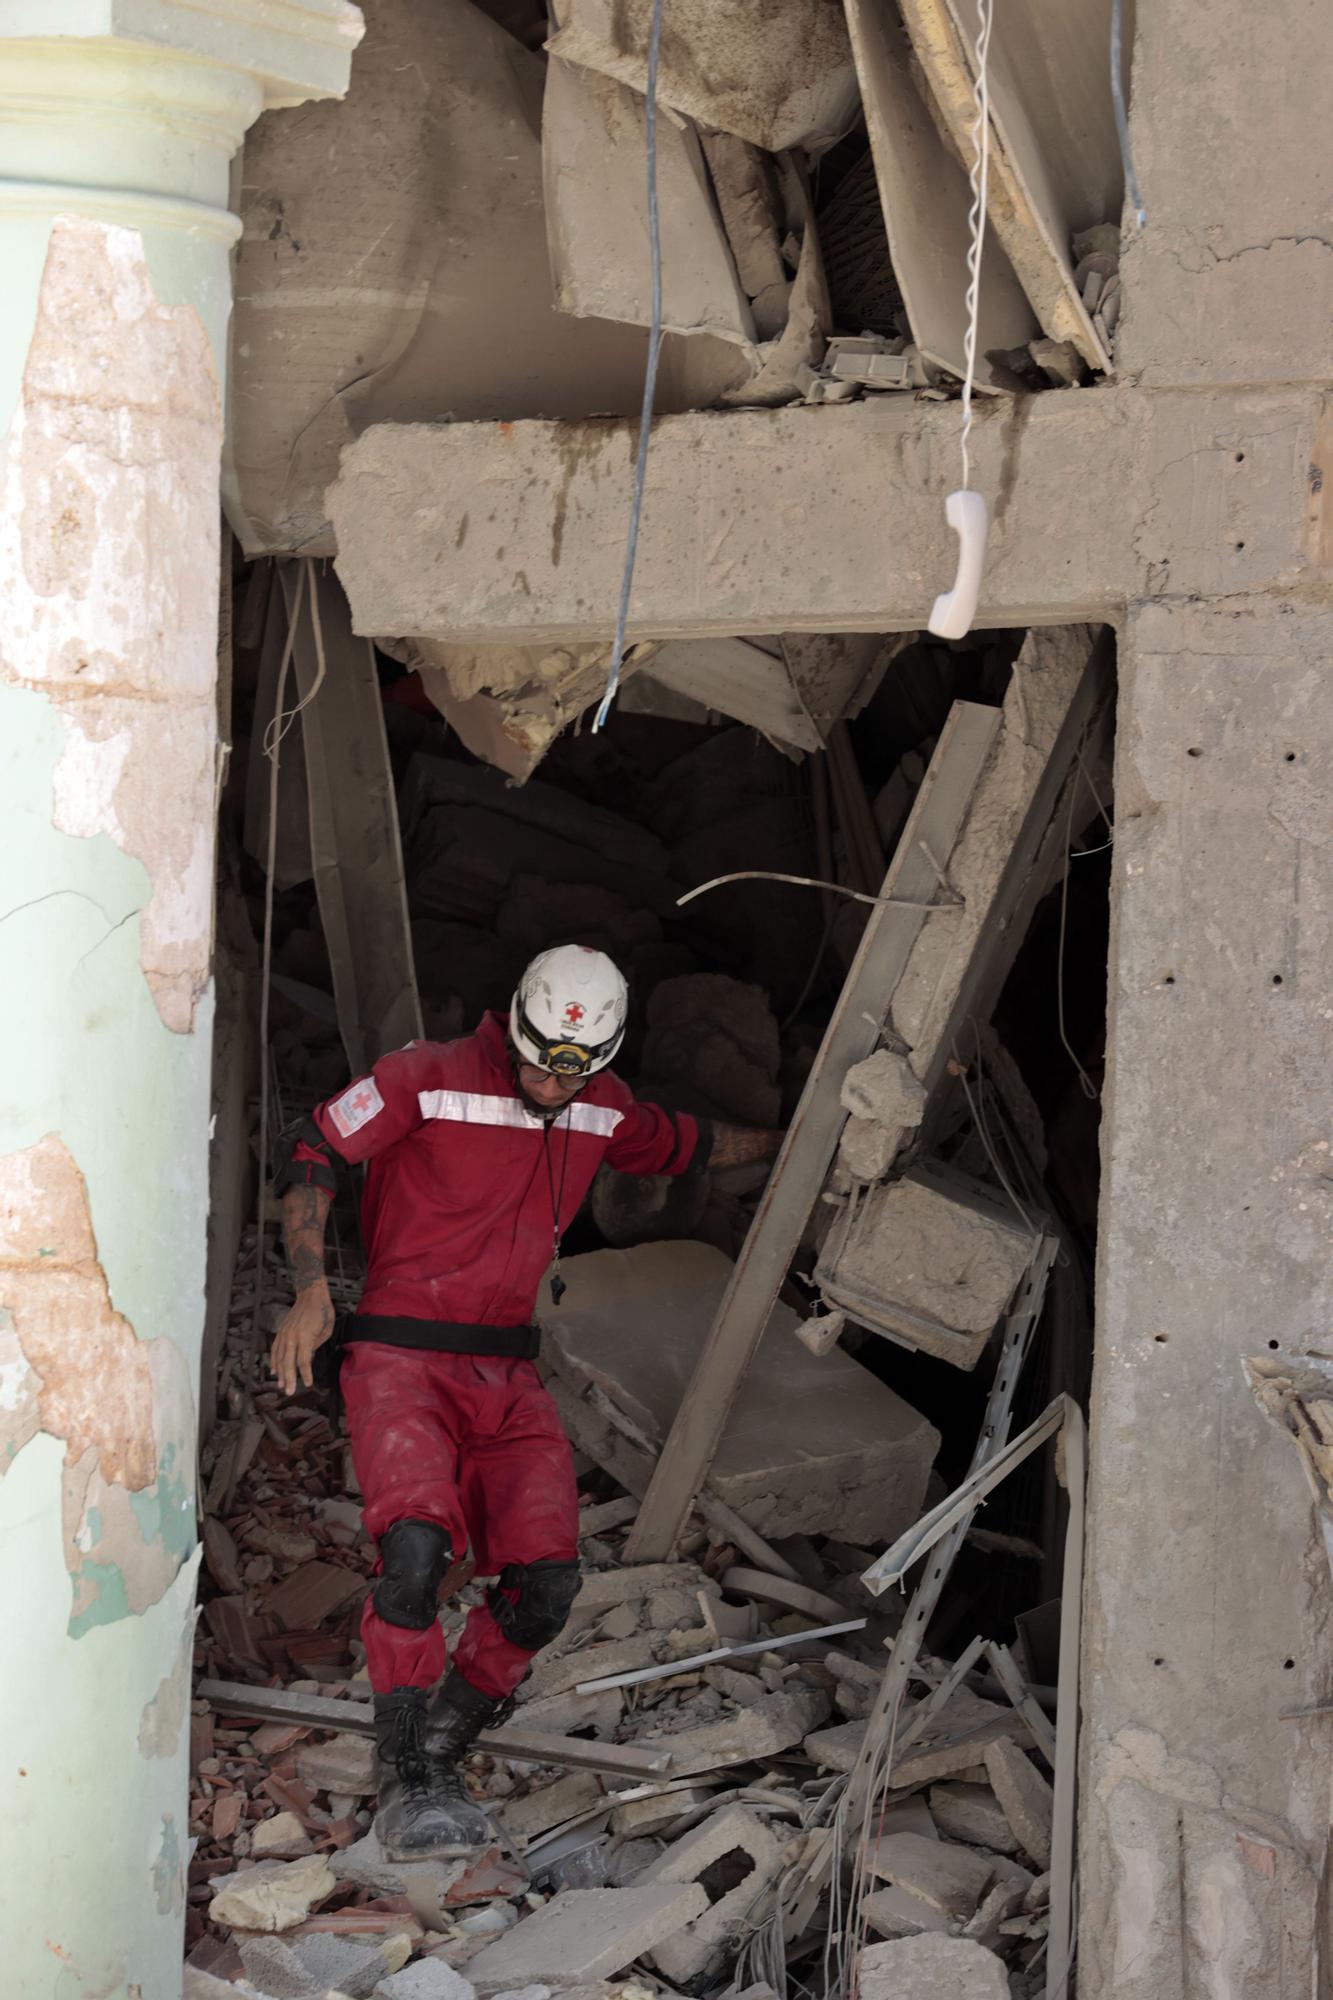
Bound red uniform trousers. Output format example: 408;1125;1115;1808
341;1344;580;1700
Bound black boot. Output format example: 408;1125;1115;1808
421;1669;512;1849
373;1686;486;1861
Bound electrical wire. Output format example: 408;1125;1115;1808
1111;0;1146;230
677;869;960;912
592;0;665;732
959;0;995;491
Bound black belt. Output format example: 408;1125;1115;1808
341;1314;541;1359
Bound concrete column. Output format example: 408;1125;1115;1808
0;7;361;1997
1080;1;1333;1992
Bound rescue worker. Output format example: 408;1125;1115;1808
269;944;781;1860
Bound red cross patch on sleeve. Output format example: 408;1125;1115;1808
329;1077;386;1139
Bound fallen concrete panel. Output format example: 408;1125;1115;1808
329;389;1326;644
226;0;746;555
546;0;860;153
647;638;822;752
544;55;754;345
638;1804;783;1979
859;1933;1009;2000
464;1883;708;1990
541;1242;939;1544
843;0;1036;382
898;0;1118;370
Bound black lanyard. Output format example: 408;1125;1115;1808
542;1113;573;1304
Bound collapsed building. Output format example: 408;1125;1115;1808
0;4;1328;2000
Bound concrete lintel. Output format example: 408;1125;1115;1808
329;386;1324;646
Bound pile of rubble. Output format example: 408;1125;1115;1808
189;1221;1063;2000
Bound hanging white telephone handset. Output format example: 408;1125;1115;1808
927;489;990;640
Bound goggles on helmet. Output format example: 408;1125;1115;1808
513;1003;616;1078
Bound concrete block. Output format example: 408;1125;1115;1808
498;1773;604;1846
518;1636;658;1704
541;1242;938;1543
609;1785;716;1837
572;1563;712;1613
374;1963;477;2000
858;1934;1009;2000
296;1731;379;1795
840;1048;926;1129
640;1685;830;1776
860;1885;952;1938
251;1809;315;1859
464;1884;709;1990
208;1854;337;1933
928;1783;1020;1854
819;1164;1037;1371
983;1737;1054;1868
804;1718;866;1772
889;1689;1032;1788
241;1932;390;1998
637;1804;784;1978
866;1831;996;1919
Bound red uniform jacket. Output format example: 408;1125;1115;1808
311;1011;702;1326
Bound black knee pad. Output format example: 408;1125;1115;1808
488;1557;581;1651
374;1519;452;1630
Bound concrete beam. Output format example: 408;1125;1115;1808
328;387;1323;645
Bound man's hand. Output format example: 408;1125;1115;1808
270;1280;336;1395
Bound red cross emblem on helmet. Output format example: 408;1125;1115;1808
563;1002;586;1027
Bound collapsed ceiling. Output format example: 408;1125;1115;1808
226;0;1124;774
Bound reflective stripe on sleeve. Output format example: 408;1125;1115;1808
417;1090;624;1137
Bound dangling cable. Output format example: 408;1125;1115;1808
926;0;994;640
592;0;665;732
959;0;994;494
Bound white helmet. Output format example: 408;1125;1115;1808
510;945;628;1078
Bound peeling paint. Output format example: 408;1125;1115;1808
138;1610;196;1759
151;1814;184;1917
0;1133;196;1630
0;218;221;1034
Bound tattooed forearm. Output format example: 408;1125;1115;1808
709;1124;784;1170
281;1183;332;1292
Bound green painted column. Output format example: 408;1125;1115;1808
0;6;361;1995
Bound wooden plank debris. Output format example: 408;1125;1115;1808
624;701;1002;1561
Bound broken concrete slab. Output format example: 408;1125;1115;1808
638;1685;830;1776
227;0;744;556
897;0;1120;370
858;1933;1009;2000
374;1962;478;2000
892;1692;1033;1789
840;1048;927;1130
295;1730;378;1795
861;1884;953;1938
519;1637;660;1705
209;1854;336;1933
928;1782;1021;1854
609;1785;718;1838
842;0;1036;382
545;0;860;153
644;639;823;754
803;1718;867;1773
241;1931;391;1999
543;54;754;346
541;1242;938;1543
638;1804;784;1979
251;1808;316;1859
866;1830;997;1919
498;1773;605;1846
573;1562;714;1615
464;1883;709;1990
818;1163;1038;1369
984;1736;1054;1868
